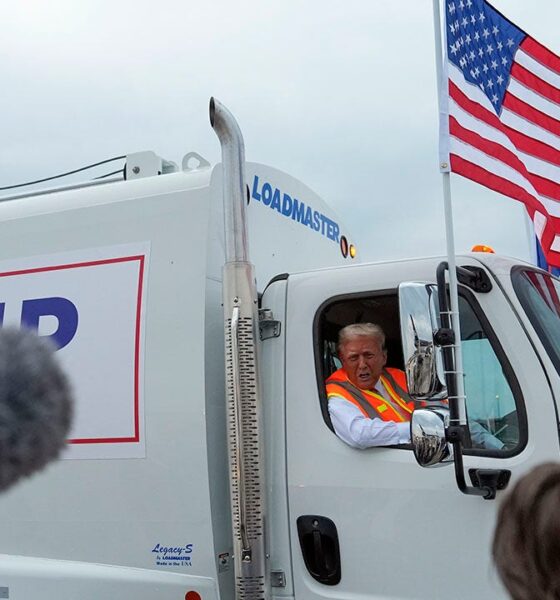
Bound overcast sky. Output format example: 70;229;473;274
2;1;559;264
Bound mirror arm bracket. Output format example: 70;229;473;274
445;424;464;444
469;469;512;500
434;327;454;347
457;265;492;293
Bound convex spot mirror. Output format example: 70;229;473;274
411;407;454;467
398;282;447;401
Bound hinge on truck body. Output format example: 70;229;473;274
271;570;286;588
258;308;281;340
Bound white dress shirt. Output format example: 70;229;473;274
328;379;504;450
328;378;411;449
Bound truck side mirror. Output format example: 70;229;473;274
398;282;447;401
411;407;454;467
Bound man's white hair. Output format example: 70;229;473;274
337;323;386;352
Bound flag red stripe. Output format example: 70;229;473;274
451;155;560;267
449;115;560;201
450;80;560;166
521;37;560;78
450;80;502;129
449;116;523;172
450;154;541;213
502;92;560;138
505;126;560;167
510;62;560;106
505;126;560;166
529;172;560;203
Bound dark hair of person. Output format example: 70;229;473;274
492;462;560;599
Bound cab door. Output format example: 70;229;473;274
284;260;560;600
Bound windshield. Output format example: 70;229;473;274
512;268;560;374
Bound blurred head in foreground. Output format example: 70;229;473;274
0;327;73;493
493;462;560;600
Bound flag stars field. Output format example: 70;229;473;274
446;1;522;111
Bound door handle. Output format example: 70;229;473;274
297;515;341;585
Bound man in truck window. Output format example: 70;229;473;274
325;323;504;450
326;323;412;448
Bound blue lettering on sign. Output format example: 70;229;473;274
251;175;340;243
281;193;292;216
21;297;78;350
261;182;272;206
0;297;79;350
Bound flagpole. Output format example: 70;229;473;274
432;0;467;426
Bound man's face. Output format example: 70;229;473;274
339;335;387;390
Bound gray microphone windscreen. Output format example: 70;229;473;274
0;327;73;493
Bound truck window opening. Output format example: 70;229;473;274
314;290;526;455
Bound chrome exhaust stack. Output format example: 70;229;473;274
209;97;249;264
210;97;269;600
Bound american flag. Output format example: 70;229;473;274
443;0;560;267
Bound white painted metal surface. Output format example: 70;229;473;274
0;554;218;600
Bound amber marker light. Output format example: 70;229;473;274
471;244;495;253
349;244;357;259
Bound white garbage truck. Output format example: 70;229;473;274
0;99;558;600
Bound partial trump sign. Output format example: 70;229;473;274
0;243;149;459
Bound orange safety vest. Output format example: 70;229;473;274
326;367;415;423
